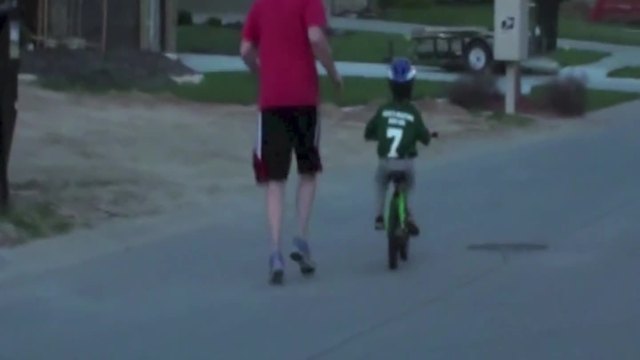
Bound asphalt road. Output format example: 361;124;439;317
1;102;639;360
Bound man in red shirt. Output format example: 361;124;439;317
240;0;342;285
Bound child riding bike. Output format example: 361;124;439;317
364;57;433;236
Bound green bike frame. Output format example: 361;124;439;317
385;187;408;232
396;191;407;231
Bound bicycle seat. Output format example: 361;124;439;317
387;171;409;185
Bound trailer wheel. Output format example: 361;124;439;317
463;39;493;73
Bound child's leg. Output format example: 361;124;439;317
404;160;416;211
400;160;420;236
375;160;390;228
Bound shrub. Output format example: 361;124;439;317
177;10;193;26
447;73;499;110
206;17;223;27
538;75;587;116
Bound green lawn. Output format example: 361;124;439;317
384;5;493;28
330;31;411;63
384;5;640;46
176;22;612;67
171;72;258;104
608;66;640;79
177;25;411;63
171;72;447;107
1;202;74;246
583;89;640;112
177;25;241;54
549;48;609;67
559;18;640;47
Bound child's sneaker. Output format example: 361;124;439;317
290;237;316;276
375;215;385;231
269;252;285;285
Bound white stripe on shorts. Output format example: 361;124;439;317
255;113;262;159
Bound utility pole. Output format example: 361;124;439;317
0;0;21;210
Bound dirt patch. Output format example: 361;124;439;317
414;98;491;133
21;49;195;91
0;83;530;246
482;95;554;117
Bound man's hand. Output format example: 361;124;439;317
331;72;343;93
240;40;260;74
309;26;342;93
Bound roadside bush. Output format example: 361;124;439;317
447;73;499;110
178;10;193;26
28;49;191;93
538;75;587;116
206;17;223;27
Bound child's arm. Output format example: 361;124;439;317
364;110;380;141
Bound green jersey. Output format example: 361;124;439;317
364;101;431;159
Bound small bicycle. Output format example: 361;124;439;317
384;131;438;270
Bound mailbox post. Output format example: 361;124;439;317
494;0;529;114
0;0;20;209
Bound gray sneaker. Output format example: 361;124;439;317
269;252;285;285
290;238;316;276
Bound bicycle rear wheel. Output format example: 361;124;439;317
400;238;409;261
396;191;410;262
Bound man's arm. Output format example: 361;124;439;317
240;41;259;74
305;0;341;88
240;4;260;74
308;27;340;86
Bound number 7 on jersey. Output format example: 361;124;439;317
386;127;403;158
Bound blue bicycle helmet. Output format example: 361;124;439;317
388;57;416;83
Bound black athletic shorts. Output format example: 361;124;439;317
253;106;322;183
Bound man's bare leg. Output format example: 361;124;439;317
290;174;317;275
296;174;317;240
266;181;286;252
266;180;286;284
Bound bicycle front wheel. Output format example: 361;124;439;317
387;194;400;270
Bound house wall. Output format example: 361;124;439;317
37;0;176;52
139;0;177;52
81;0;140;50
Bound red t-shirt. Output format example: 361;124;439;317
242;0;327;109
